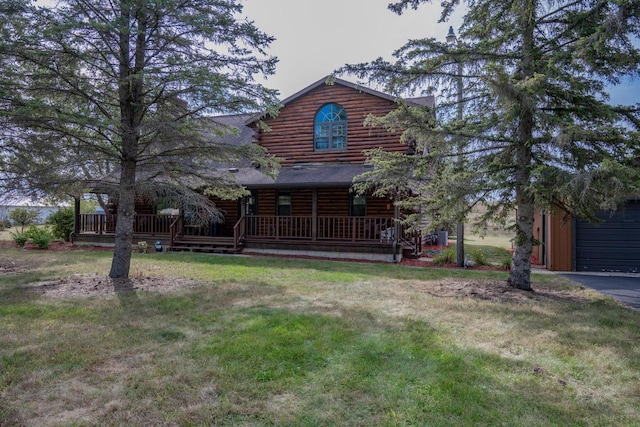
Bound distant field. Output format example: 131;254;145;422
463;233;512;250
437;233;513;265
0;225;49;241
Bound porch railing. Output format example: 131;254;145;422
244;215;395;242
77;214;178;236
245;215;312;240
78;214;117;235
77;213;403;246
233;216;245;250
317;216;393;241
169;216;182;250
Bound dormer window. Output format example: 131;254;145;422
314;103;347;151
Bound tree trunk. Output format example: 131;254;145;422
109;159;136;278
109;2;144;279
508;191;534;290
456;222;464;267
508;0;536;291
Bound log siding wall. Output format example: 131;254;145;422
213;198;240;237
256;84;406;165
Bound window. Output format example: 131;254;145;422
350;193;366;217
314;103;347;151
277;191;291;216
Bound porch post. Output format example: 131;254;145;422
73;196;80;235
394;204;400;260
394;205;400;239
312;189;317;241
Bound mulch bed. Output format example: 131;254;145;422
402;243;509;271
400;258;507;271
0;240;112;251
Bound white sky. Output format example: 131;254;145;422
242;0;463;99
242;0;638;106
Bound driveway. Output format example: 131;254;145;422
561;273;640;311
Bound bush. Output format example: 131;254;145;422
24;226;54;249
10;231;28;247
137;241;148;253
433;248;456;265
9;208;40;233
3;219;11;229
47;207;74;241
470;249;489;266
500;256;512;270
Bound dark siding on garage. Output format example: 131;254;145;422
575;200;640;272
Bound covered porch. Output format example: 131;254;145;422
72;164;421;260
72;212;415;261
74;214;396;247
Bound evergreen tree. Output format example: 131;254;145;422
0;0;279;278
343;0;640;290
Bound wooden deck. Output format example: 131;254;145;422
74;214;419;258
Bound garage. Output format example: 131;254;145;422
574;200;640;272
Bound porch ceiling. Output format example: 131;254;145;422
235;162;374;189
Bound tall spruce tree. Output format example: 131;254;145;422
343;0;640;290
0;0;279;278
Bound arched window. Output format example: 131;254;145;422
314;103;347;151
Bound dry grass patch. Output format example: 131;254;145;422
30;274;202;298
0;258;30;274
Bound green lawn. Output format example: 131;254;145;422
1;249;639;426
433;233;513;266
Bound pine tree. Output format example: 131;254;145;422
0;0;279;278
343;0;640;290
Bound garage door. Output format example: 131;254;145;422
575;200;640;272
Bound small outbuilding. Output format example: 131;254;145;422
534;198;640;272
0;198;63;224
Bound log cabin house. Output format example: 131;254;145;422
72;77;435;262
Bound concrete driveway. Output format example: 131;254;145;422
561;273;640;311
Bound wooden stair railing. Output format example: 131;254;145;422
233;215;245;251
169;216;182;251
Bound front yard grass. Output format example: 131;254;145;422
444;233;513;266
1;249;639;426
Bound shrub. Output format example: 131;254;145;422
137;241;148;253
433;248;456;265
25;225;54;249
47;207;74;241
470;249;489;266
10;231;28;247
500;256;512;270
2;219;11;229
9;208;40;233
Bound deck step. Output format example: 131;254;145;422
169;246;242;254
169;236;242;254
